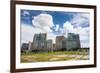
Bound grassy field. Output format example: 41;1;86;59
21;51;89;63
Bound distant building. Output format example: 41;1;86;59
21;42;32;52
53;44;56;51
22;32;81;52
55;33;80;51
56;36;66;51
28;41;32;51
21;43;29;52
46;40;53;51
66;33;80;50
31;33;47;52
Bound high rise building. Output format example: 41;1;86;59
66;33;80;50
56;36;66;51
23;32;81;52
31;33;47;52
46;40;53;52
55;33;80;51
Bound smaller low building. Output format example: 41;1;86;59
28;41;32;51
21;43;29;52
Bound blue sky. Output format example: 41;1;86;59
21;10;73;26
21;9;90;48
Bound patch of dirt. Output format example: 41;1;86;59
53;55;68;57
49;58;60;61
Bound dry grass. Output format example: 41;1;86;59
21;51;89;63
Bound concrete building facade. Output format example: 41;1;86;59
21;43;29;52
31;33;47;52
56;36;66;51
46;40;53;51
66;33;80;50
22;33;81;52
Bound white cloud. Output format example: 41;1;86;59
21;23;90;48
21;24;57;45
78;27;90;48
22;11;30;16
71;13;90;27
32;13;54;33
47;33;57;44
21;13;90;48
63;21;74;33
64;13;90;48
21;13;56;44
62;20;90;48
21;24;34;44
21;24;46;44
55;24;59;31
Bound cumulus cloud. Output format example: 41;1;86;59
62;20;90;48
77;27;90;48
47;33;57;43
22;11;30;16
63;21;74;33
21;24;34;44
21;24;46;44
62;21;78;37
22;12;90;48
21;13;56;44
55;24;60;31
71;13;90;27
21;24;57;45
32;13;54;33
65;13;90;48
70;13;90;48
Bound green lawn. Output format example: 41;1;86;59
21;51;89;63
